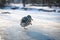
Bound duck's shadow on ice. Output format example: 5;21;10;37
24;30;55;40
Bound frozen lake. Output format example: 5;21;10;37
0;6;60;40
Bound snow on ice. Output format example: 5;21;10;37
0;4;60;40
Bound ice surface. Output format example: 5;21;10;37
0;4;60;40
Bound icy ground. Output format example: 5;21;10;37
0;4;60;40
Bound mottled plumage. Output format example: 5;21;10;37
20;15;33;29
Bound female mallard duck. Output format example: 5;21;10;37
20;15;33;29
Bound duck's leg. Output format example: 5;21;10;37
30;22;32;25
24;27;27;29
